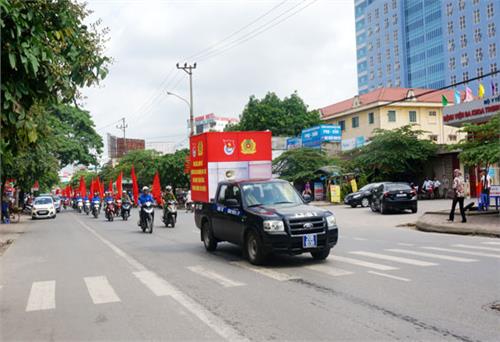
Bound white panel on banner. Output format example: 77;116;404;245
249;161;272;179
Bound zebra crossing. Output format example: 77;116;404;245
9;241;500;313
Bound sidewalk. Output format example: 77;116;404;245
0;216;29;255
416;209;500;237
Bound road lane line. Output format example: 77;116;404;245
230;261;299;281
452;244;500;253
332;255;398;271
421;247;500;259
26;281;56;312
305;264;353;277
368;271;411;282
481;241;500;246
397;243;414;247
385;249;478;262
133;270;176;296
187;265;245;288
353;237;367;241
75;217;248;342
350;251;438;266
84;276;121;304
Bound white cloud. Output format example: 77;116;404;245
82;0;357;155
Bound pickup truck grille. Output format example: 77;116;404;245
286;217;325;235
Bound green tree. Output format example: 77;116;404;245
158;149;190;190
453;114;500;181
353;125;437;181
69;169;96;188
1;0;109;190
227;92;321;136
108;150;160;187
273;148;334;183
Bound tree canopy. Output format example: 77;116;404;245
351;125;437;182
1;0;109;191
226;92;321;136
453;114;500;172
273;148;334;183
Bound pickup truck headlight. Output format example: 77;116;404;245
353;194;361;198
263;220;285;233
326;215;337;228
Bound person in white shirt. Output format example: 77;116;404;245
480;169;492;210
448;169;466;223
433;178;441;199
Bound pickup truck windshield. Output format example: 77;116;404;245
242;182;303;207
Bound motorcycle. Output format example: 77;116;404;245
139;201;154;233
121;201;131;221
115;199;122;217
84;199;91;215
162;200;177;228
105;201;115;222
77;199;83;213
92;200;100;218
185;200;193;213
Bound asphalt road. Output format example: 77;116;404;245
1;202;499;341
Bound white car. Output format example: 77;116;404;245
32;196;56;219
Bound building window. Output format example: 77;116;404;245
473;9;480;24
461;53;469;67
369;71;375;80
376;38;380;48
385;33;390;44
448;39;455;52
384;3;388;14
459;16;466;30
393;30;398;41
367;13;371;24
491;63;498;73
377;67;382;78
488;23;496;37
395;61;400;71
377;53;382;64
409;111;417;123
474;28;482;43
448;21;453;35
384;18;389;29
477;67;484;77
392;0;397;10
369;56;374;67
490;43;497;59
368;112;374;124
387;110;396;122
386;48;391;59
429;135;438;142
459;0;465;11
395;78;400;87
463;71;469;81
460;34;467;48
473;0;479;4
487;3;494;18
475;48;483;62
352;116;360;128
368;42;373;51
375;8;379;19
449;57;456;70
339;120;346;131
392;14;398;25
428;111;437;124
386;64;391;73
368;27;373;36
448;134;457;142
451;75;457;84
445;4;456;17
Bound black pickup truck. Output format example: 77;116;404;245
194;179;338;265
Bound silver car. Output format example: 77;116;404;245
32;196;56;219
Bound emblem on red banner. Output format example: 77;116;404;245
241;139;256;154
223;139;235;155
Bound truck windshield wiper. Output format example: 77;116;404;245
247;203;264;207
273;201;294;204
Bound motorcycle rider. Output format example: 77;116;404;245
163;185;176;203
185;189;193;212
138;186;154;225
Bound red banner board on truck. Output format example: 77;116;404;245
190;131;272;202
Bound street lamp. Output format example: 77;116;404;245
166;91;192;134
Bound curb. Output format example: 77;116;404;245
416;218;500;238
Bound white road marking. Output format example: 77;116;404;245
84;276;121;304
353;237;367;241
350;251;438;266
332;255;398;271
26;281;56;312
397;243;414;247
452;244;500;253
133;270;176;296
230;261;299;281
76;218;248;342
481;241;500;246
187;265;245;288
386;249;478;262
305;264;353;277
421;247;500;259
368;271;411;282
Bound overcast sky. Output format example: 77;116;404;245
82;0;357;156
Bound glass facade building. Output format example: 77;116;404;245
354;0;500;95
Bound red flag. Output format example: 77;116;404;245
99;178;104;199
116;172;123;199
108;179;113;194
151;171;162;204
33;180;40;191
90;178;95;200
131;166;139;205
79;176;86;198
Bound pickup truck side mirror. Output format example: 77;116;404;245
225;198;240;208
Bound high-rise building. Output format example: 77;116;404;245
192;113;239;135
354;0;499;95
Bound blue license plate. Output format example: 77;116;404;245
303;234;317;248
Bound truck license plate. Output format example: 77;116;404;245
396;194;407;197
303;234;317;248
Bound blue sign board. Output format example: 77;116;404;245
301;125;342;148
286;137;302;150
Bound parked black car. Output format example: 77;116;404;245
370;182;417;214
344;182;382;208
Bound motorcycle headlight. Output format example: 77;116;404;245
263;220;285;233
326;215;337;228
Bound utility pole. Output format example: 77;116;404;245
116;117;128;155
176;62;197;136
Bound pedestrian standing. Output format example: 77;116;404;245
448;169;467;223
433;178;441;199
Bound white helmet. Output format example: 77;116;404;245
165;185;172;191
142;186;149;192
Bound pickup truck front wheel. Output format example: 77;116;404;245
311;247;331;260
202;221;217;251
245;230;268;265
